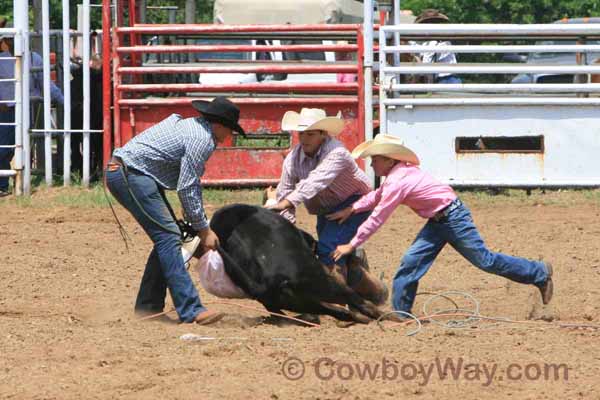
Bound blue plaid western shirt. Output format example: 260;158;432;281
114;114;216;231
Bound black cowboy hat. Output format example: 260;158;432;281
415;9;449;24
191;96;246;136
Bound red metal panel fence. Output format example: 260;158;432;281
103;0;374;186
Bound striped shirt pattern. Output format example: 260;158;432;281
276;136;372;222
411;40;458;79
114;114;216;231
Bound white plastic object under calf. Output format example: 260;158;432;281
193;250;248;299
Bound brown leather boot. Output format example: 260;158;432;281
194;309;225;325
537;262;554;305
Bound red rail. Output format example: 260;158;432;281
116;44;359;54
118;97;361;106
119;65;359;74
117;23;373;34
118;82;359;94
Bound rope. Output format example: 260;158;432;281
118;166;182;237
137;301;320;328
104;163;198;250
205;300;321;328
421;290;481;329
102;174;132;250
135;288;600;334
377;290;600;334
376;310;423;336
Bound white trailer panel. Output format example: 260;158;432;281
386;104;600;186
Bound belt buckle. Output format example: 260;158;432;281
106;163;121;172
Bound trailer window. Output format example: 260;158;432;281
455;136;544;153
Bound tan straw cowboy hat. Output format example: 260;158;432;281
351;134;420;165
281;108;344;136
415;9;450;24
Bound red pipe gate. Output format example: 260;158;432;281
102;1;375;186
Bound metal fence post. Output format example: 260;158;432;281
363;0;375;184
82;0;91;187
13;0;26;196
62;0;71;185
42;0;52;186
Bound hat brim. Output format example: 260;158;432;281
352;140;420;165
192;100;246;136
281;111;344;136
415;15;449;23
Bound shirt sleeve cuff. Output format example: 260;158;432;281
191;218;209;232
280;208;296;224
350;236;363;249
352;202;366;213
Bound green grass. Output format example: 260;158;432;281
457;188;600;207
0;182;265;210
234;134;290;149
2;179;599;210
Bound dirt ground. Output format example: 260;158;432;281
1;188;599;399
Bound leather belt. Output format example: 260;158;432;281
431;198;462;222
106;156;124;172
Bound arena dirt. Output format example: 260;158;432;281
1;189;599;399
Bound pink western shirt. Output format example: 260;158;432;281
276;136;372;223
349;162;457;248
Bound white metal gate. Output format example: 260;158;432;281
5;0;102;196
0;23;22;195
376;23;600;187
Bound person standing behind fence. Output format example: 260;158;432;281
329;134;554;316
412;9;462;84
70;54;104;181
0;20;64;196
105;96;245;325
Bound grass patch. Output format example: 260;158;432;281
234;134;291;149
457;188;600;207
2;181;599;211
53;185;110;208
0;183;265;210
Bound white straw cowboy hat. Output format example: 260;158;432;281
351;134;420;165
281;108;344;136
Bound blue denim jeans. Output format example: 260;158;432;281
316;195;371;266
105;165;205;322
392;200;549;313
436;75;462;84
0;108;15;192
